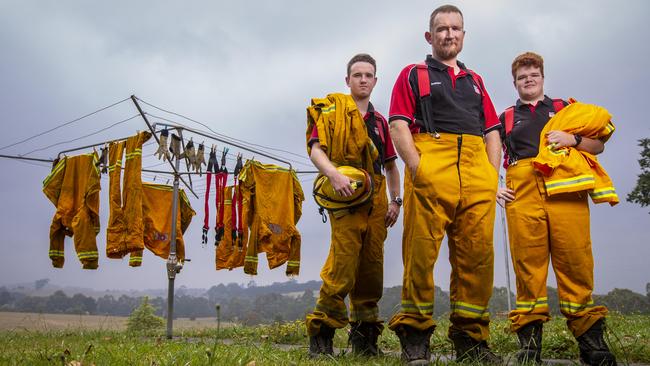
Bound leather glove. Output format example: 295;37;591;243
194;143;206;173
169;134;182;159
155;129;171;161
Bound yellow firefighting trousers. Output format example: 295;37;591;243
388;133;497;342
305;176;388;336
43;153;101;269
141;183;195;262
106;132;151;263
241;161;304;276
505;158;607;337
216;185;249;270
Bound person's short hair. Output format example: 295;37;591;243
347;53;376;77
511;52;545;80
429;4;464;30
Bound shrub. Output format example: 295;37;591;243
126;297;164;335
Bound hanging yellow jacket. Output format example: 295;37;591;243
43;152;101;269
215;185;250;270
306;93;377;175
240;161;304;276
531;102;618;205
140;183;195;262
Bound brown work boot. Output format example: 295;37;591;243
395;325;433;365
450;330;502;365
308;324;335;358
576;319;617;366
516;322;543;364
349;321;382;356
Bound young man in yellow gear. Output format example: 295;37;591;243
305;53;402;357
490;51;616;366
388;4;502;365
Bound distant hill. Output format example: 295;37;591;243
1;278;323;302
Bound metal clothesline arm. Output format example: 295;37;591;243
56;134;133;158
0;154;54;163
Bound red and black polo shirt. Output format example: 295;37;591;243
389;55;499;136
489;95;568;162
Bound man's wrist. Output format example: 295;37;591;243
573;134;582;147
391;197;403;206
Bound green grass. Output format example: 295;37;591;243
0;314;648;365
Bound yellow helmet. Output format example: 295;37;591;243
313;166;373;211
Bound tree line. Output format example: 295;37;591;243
1;282;649;324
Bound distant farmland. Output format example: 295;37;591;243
0;311;229;331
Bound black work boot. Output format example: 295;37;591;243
450;331;503;365
309;324;335;358
576;319;617;366
395;325;433;365
516;322;543;364
349;321;382;356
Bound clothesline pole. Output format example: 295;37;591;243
130;93;184;339
166;154;182;339
499;175;513;312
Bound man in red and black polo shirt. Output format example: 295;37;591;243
305;53;402;357
492;52;616;366
387;5;502;364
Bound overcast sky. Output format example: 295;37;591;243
1;0;648;295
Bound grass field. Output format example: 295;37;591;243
0;312;648;365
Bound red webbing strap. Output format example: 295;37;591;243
504;106;515;135
214;171;223;244
214;170;227;245
217;172;227;226
231;179;238;246
236;183;244;250
202;172;212;245
552;99;565;113
415;63;430;98
503;106;515;169
467;69;485;97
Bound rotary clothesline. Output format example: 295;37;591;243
0;95;317;339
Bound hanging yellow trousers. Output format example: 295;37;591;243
43;153;101;269
305;176;388;336
505;158;607;337
106;140;127;259
141;183;195;262
106;132;151;263
388;133;497;342
216;185;250;270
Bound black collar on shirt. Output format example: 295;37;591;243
425;54;467;71
515;95;553;109
365;102;375;119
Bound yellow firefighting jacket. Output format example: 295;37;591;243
306;93;378;175
141;183;195;262
532;102;618;205
240;160;304;276
43;152;101;269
